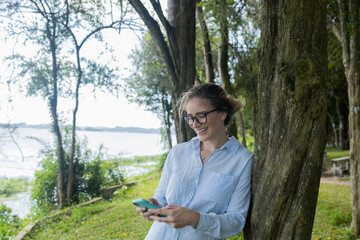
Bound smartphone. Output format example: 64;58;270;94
132;198;167;217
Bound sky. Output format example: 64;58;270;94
0;7;163;129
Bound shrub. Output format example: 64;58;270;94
0;203;21;239
31;130;125;215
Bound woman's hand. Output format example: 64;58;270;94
148;205;200;229
135;198;162;221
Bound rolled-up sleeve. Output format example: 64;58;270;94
195;154;253;239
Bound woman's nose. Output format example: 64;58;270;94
192;118;201;127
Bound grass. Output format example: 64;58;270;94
325;148;350;162
312;183;354;240
25;171;161;240
21;170;356;240
14;148;355;239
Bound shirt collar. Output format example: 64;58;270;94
190;136;240;154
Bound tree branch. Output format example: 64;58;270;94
149;0;173;33
330;21;342;42
338;0;350;68
128;0;178;87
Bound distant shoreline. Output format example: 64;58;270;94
0;123;161;134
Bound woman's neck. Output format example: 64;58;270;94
201;134;229;153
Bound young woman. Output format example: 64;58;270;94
136;83;253;239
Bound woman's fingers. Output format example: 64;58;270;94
135;207;147;213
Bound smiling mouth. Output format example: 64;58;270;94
196;127;208;134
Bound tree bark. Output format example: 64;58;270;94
67;45;81;204
335;98;345;150
129;0;196;143
331;118;339;148
336;0;360;235
218;0;238;139
196;1;215;83
161;94;173;150
238;112;247;148
251;100;257;138
243;0;327;239
46;14;66;209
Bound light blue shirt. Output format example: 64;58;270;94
145;136;253;240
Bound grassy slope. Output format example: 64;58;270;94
25;172;160;240
25;149;354;239
26;174;354;240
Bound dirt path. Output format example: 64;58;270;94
320;170;351;185
320;177;351;185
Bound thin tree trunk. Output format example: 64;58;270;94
165;97;173;149
67;46;82;204
244;0;327;238
331;120;339;148
218;0;238;139
238;112;247;148
161;94;173;150
337;0;360;235
196;1;215;83
46;15;66;209
335;98;344;150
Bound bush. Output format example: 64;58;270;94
31;130;125;215
0;203;21;239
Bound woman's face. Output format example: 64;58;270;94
186;98;227;143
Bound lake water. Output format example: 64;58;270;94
0;127;171;218
0;127;168;178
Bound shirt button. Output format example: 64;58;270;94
195;180;198;183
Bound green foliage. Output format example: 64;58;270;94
0;176;30;198
124;32;173;150
31;149;59;214
0;203;21;239
84;157;104;199
245;133;254;152
124;32;172;113
31;132;125;215
157;152;169;172
100;159;125;187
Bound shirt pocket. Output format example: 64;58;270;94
198;171;236;205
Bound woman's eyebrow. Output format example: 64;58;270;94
187;110;207;116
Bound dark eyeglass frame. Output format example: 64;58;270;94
183;109;218;126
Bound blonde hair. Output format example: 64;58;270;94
177;83;245;126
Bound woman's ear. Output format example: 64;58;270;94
220;112;227;121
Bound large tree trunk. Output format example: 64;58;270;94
129;0;196;143
196;1;215;83
337;0;360;235
244;0;327;239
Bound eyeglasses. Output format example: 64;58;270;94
183;109;218;126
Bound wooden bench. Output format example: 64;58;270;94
331;156;350;177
